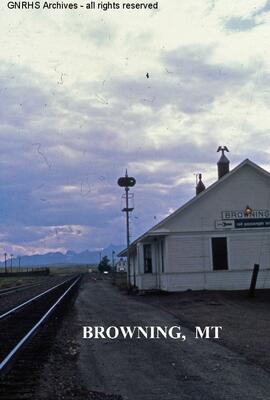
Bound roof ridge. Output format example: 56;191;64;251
118;158;270;256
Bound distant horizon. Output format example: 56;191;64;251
0;244;125;262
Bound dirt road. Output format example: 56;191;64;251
75;277;270;400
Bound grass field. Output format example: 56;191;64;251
0;264;97;288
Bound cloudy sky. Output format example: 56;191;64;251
1;0;270;257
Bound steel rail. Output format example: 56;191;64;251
0;276;75;320
0;275;81;376
0;283;41;297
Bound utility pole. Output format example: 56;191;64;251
99;249;103;263
112;250;115;271
18;256;21;272
118;170;136;288
4;252;7;274
10;254;13;273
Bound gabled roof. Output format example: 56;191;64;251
118;159;270;256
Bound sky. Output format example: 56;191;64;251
1;0;270;257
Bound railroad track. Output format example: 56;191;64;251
0;283;41;297
0;274;82;399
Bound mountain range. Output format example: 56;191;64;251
1;244;125;267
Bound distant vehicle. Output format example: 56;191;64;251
103;271;109;274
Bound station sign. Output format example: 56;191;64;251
222;210;270;220
235;218;270;229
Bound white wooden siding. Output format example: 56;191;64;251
167;236;210;273
230;234;270;270
161;269;270;291
130;162;270;291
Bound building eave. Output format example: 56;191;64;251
117;230;169;257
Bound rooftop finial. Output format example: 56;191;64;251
217;146;230;179
217;146;229;155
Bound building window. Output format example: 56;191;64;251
143;244;152;273
160;240;165;273
211;237;228;270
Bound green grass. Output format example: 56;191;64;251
0;264;98;286
0;276;40;288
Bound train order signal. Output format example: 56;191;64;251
117;176;136;187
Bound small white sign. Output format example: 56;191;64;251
215;220;235;229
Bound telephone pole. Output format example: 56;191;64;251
112;250;115;271
4;252;7;274
10;254;13;273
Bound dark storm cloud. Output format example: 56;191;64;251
0;65;112;231
163;46;248;82
109;45;254;114
161;46;254;106
0;63;53;125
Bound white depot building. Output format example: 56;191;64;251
119;149;270;292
